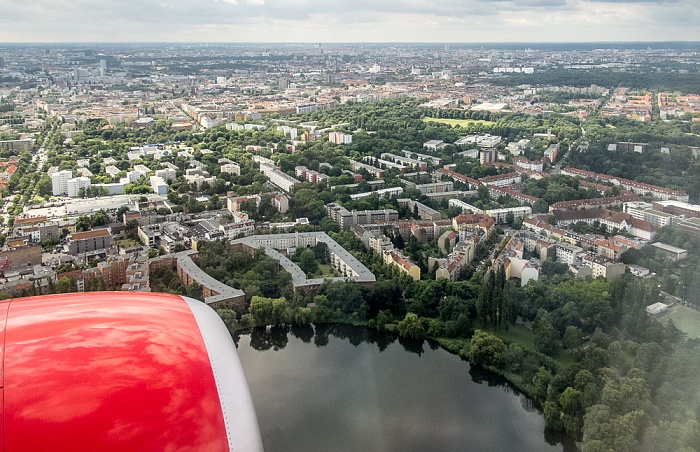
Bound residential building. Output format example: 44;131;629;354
384;250;421;281
326;203;399;230
556;242;583;265
479;148;498;165
544;144;559;162
295;166;330;184
67;229;114;255
67;177;91;198
150;176;168;195
623;202;675;228
220;163;241;176
581;254;626;281
449;199;484;214
349;187;403;200
271;193;290;213
227;194;261;213
398;199;441;221
51;170;72;196
485;206;532;224
433;254;465;281
155;168;177;181
328;132;352;144
513;157;544;172
369;234;394;255
479;172;521;187
260;166;302;193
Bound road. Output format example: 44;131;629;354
551;138;586;175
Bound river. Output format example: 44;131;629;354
235;324;576;452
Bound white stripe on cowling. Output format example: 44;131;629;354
182;296;263;452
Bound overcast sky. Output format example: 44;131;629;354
0;0;698;43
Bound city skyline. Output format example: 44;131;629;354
0;0;698;43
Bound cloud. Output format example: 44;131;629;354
584;0;678;2
0;0;697;42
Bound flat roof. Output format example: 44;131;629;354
230;232;375;287
651;242;688;254
175;252;245;300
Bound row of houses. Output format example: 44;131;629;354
561;167;689;202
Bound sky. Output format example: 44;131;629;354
0;0;698;43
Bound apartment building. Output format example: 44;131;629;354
67;229;114;255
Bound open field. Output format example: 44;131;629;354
659;305;700;339
422;117;495;127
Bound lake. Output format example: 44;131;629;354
235;324;576;452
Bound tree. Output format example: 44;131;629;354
216;308;238;332
207;194;221;211
298;249;318;276
533;309;559;354
75;215;92;232
186;283;203;301
91;210;109;226
563;325;584;350
320;281;365;315
249;296;289;325
53;277;76;294
468;330;505;368
532;366;553;400
397;312;426;339
374;310;390;330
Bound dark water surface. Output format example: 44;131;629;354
235;324;576;452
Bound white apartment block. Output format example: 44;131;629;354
220;163;241;176
623;202;674;228
277;126;298;139
133;164;151;176
150;176;168;195
155;168;177;182
556;243;583;265
448;199;484;214
67;177;91;198
51;170;72;196
349;187;403;200
219;220;256;240
105;165;121;178
260;166;301;193
125;171;141;183
485;207;532;224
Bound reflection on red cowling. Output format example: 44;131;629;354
2;292;229;451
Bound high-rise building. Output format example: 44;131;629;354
67;177;91;197
51;170;72;196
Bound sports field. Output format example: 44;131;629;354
660;305;700;339
422;117;495;127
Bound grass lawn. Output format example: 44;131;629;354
117;239;139;248
660;305;700;339
422;117;495;127
315;263;340;278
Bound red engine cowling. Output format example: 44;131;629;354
1;292;262;452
